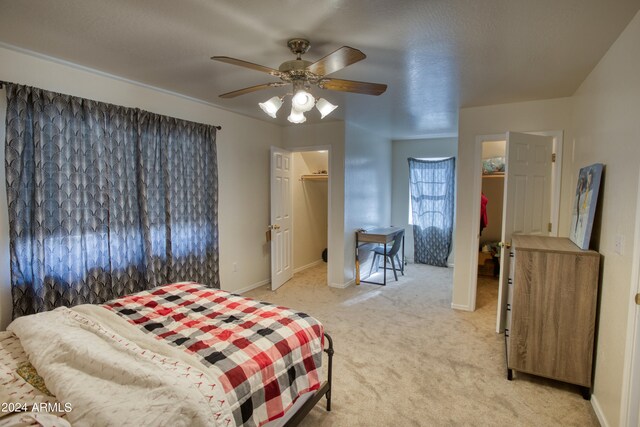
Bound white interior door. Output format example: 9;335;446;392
622;169;640;427
270;147;293;290
496;132;554;332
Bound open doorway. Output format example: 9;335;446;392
292;150;329;280
270;146;331;290
467;131;562;332
476;140;506;310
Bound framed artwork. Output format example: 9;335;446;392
569;163;604;250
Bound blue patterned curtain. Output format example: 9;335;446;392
408;157;455;267
5;83;219;318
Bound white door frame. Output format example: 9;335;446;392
289;144;332;287
620;168;640;426
466;130;563;312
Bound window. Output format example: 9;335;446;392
407;157;455;266
408;157;449;225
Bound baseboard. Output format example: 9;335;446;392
590;395;609;427
451;303;473;311
330;280;353;289
236;278;270;294
293;259;324;274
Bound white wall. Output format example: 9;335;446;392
452;97;573;310
569;11;640;426
482;140;506;159
343;122;392;283
282;122;346;287
292;151;328;271
0;46;283;328
390;137;457;264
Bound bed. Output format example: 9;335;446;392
0;282;333;427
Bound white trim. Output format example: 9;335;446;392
591;395;610;427
330;280;353;289
394;132;459;140
451;303;473;311
468;134;505;312
289;145;331;153
620;167;640;427
0;42;226;111
293;259;324;274
236;279;271;294
447;262;455;268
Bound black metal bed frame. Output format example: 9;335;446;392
284;332;334;426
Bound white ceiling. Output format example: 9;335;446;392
0;0;638;139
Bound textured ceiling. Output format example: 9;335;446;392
0;0;638;139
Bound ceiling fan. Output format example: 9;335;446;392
211;38;387;123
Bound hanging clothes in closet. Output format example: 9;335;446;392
480;192;489;235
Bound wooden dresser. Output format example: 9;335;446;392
505;235;600;398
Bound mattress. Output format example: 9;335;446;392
0;332;318;427
4;283;325;427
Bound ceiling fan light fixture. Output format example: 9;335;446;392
214;39;387;125
287;107;307;124
258;96;283;118
315;98;338;119
292;89;315;112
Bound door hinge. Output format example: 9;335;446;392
551;153;556;163
548;222;552;232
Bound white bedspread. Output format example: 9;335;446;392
8;306;233;427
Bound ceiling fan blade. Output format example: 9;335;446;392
306;46;366;76
211;56;281;77
319;78;387;96
219;82;286;99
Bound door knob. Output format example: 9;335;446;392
269;224;280;230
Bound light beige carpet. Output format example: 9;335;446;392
245;264;600;426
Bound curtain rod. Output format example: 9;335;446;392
0;81;222;130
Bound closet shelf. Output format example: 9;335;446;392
482;172;505;178
301;174;328;181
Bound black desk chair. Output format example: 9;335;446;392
369;230;405;281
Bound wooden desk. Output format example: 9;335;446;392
356;226;405;286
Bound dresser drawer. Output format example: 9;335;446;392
506;235;600;388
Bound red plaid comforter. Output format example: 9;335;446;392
103;282;324;427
